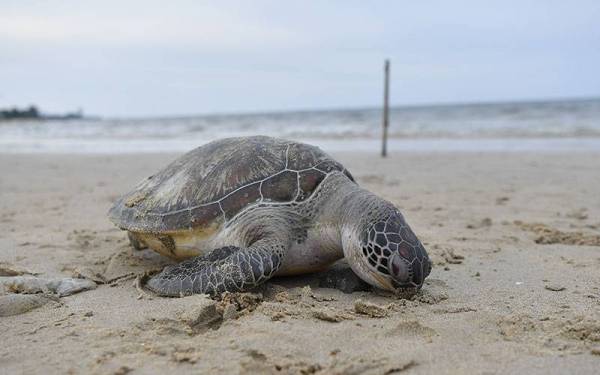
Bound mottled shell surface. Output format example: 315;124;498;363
109;136;353;233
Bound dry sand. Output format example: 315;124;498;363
1;151;599;374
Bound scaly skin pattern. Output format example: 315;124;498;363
146;243;284;296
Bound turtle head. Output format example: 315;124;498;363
343;210;432;293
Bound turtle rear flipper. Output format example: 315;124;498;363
146;238;284;296
128;232;148;251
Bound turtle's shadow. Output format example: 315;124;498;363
271;259;372;294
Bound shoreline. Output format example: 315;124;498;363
1;137;600;154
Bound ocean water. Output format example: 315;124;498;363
1;98;599;153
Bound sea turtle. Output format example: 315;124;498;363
108;136;431;296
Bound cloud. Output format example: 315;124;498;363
0;1;300;49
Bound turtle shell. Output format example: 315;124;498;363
108;136;354;233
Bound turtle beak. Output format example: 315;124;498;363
389;246;431;289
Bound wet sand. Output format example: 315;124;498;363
1;151;599;374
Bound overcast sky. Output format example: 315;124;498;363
1;0;599;117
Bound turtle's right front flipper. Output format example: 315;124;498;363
146;238;284;296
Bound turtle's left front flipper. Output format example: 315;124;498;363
146;237;285;296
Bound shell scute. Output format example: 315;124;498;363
163;210;192;230
315;160;344;174
261;171;298;202
221;182;262;220
190;203;222;228
297;169;325;202
286;143;326;170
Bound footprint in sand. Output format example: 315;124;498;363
385;320;437;339
515;221;600;246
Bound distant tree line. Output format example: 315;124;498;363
0;105;40;119
0;105;84;120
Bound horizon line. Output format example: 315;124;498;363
3;94;598;121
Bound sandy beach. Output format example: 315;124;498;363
1;150;600;374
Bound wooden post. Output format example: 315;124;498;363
381;59;390;157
